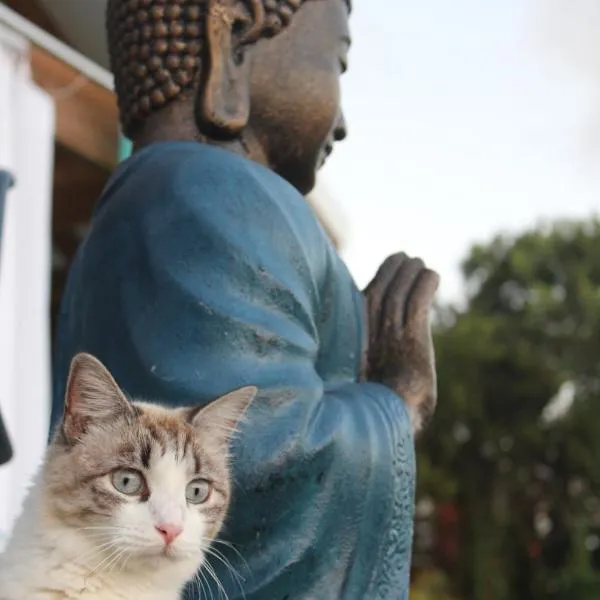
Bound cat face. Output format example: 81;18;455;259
42;353;256;581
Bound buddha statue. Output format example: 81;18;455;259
51;1;440;598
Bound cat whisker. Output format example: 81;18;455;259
77;539;122;566
202;559;229;600
204;546;246;594
79;533;125;547
206;538;250;573
79;525;130;531
106;545;133;575
120;548;135;573
203;568;218;600
192;570;206;600
83;540;140;576
195;569;210;600
87;545;127;577
80;531;120;538
79;526;140;538
104;550;124;574
77;525;140;545
193;568;213;600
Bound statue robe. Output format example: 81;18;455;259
51;142;415;600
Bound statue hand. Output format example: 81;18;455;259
362;253;440;433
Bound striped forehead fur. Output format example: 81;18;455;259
45;402;209;525
45;354;257;528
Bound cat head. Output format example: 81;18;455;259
43;353;257;582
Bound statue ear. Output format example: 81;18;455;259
199;0;265;139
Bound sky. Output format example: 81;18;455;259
322;0;600;301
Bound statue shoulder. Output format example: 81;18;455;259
91;141;343;317
97;141;327;260
103;142;302;217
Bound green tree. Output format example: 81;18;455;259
417;218;600;600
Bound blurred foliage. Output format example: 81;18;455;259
415;218;600;600
411;569;459;600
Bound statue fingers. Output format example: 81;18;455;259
404;268;439;329
363;253;407;346
397;339;438;434
382;256;425;336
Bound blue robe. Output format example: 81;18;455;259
51;142;415;599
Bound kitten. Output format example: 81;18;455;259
0;352;257;600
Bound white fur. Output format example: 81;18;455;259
0;451;208;600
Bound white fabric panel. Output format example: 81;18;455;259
0;25;55;550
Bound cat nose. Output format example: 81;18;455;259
155;523;183;545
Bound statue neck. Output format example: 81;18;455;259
132;96;267;168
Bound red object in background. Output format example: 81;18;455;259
438;502;459;525
528;540;541;559
436;502;460;565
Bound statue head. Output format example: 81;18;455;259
106;0;351;193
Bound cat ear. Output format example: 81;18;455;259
63;353;133;441
189;386;258;447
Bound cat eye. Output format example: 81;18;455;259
111;468;144;496
185;479;211;504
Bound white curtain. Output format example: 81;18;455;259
0;24;55;549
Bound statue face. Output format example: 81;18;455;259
110;0;350;195
247;0;350;194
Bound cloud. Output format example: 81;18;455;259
535;0;600;77
533;0;600;158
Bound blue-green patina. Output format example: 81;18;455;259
51;142;415;599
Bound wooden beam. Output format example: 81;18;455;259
2;0;63;40
51;142;111;331
53;143;110;228
30;46;118;170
